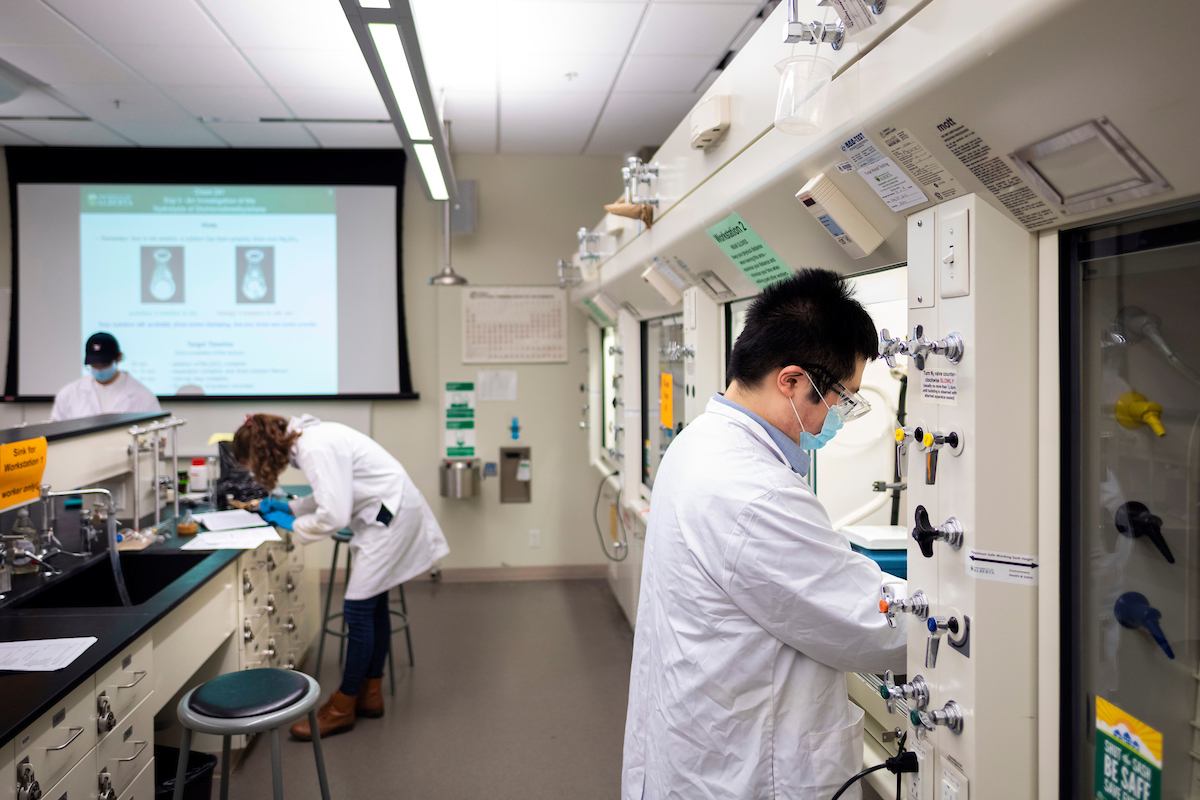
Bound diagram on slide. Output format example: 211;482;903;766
236;246;274;303
141;246;184;303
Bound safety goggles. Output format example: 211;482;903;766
829;381;871;422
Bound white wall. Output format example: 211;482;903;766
0;147;624;572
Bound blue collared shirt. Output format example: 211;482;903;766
712;394;809;476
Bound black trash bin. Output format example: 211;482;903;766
155;745;217;800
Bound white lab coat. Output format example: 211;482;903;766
285;416;449;600
622;398;906;800
50;372;161;421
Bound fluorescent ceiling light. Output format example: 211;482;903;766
359;0;390;7
414;142;448;201
368;22;431;141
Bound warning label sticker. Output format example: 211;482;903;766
935;116;1059;230
840;131;928;212
878;126;964;203
831;0;879;33
968;549;1038;586
920;369;959;406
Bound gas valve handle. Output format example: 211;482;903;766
879;670;929;714
879;587;929;627
879;329;908;368
912;427;963;485
1115;501;1175;564
908;324;965;371
910;700;964;735
911;505;964;558
1114;591;1175;660
924;615;960;668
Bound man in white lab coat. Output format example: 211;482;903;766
51;332;161;421
622;269;907;800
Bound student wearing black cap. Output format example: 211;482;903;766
50;332;161;421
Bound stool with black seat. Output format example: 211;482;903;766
173;668;331;800
314;529;415;696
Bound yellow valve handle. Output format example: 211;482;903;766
921;431;935;448
894;428;906;444
1115;392;1167;437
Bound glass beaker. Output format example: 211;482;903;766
241;248;268;301
774;54;835;135
150;248;177;301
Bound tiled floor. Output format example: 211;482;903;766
226;579;633;799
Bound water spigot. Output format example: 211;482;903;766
880;670;929;714
1114;501;1174;564
879;586;929;628
910;700;964;736
907;325;965;371
911;505;964;558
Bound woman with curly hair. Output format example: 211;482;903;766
233;413;449;739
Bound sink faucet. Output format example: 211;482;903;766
21;549;62;577
40;485;129;606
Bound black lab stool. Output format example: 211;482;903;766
172;668;331;800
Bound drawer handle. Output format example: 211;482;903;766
46;726;84;752
116;670;148;690
116;740;148;763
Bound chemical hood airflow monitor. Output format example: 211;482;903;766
796;173;883;259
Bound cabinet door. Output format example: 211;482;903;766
95;634;153;736
97;693;153;797
14;680;97;793
115;757;153;800
33;746;97;800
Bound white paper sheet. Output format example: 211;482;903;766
0;637;97;672
194;509;268;531
179;528;282;551
477;369;518;401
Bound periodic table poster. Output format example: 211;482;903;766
462;286;568;363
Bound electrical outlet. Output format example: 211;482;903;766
528;529;541;548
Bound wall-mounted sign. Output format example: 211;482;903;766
706;212;792;289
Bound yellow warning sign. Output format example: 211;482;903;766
0;437;47;510
659;373;674;430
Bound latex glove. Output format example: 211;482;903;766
258;497;291;516
262;510;295;531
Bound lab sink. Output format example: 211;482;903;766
9;551;211;609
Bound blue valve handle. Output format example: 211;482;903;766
1114;591;1175;660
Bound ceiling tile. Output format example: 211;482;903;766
54;83;180;122
242;47;376;91
499;2;646;55
109;45;265;88
272;86;388;120
105;117;226;146
632;3;758;56
195;0;360;50
500;91;606;154
0;88;84;118
0;44;134;85
0;3;93;46
204;121;318;147
305;121;401;148
444;92;497;154
0;119;129;146
45;0;230;47
169;86;290;122
412;0;498;93
614;54;718;92
500;52;623;94
586;91;697;155
0;123;41;145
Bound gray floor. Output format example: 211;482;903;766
227;579;634;800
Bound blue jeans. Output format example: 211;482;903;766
340;591;390;696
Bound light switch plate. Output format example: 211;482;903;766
939;208;970;298
908;209;936;308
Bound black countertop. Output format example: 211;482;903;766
0;522;242;748
0;412;169;445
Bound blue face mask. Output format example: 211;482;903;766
790;372;844;450
90;364;118;383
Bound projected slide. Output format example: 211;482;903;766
79;186;338;395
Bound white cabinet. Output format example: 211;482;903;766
14;680;97;795
95;635;153;737
97;694;153;798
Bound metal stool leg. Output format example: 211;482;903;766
172;727;192;800
314;538;342;682
270;728;284;800
309;709;332;800
220;735;232;800
338;549;352;667
399;583;415;668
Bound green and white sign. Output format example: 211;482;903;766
444;381;476;457
1095;696;1162;800
706;212;792;288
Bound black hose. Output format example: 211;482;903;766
593;470;628;562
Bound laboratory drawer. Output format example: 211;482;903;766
34;746;96;800
97;693;153;797
272;607;302;640
241;613;271;655
239;560;268;611
115;757;153;800
14;679;97;794
95;634;153;735
274;571;303;607
241;634;281;670
283;537;303;570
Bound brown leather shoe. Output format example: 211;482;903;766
357;678;384;718
290;691;356;741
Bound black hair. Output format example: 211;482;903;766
727;268;878;396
